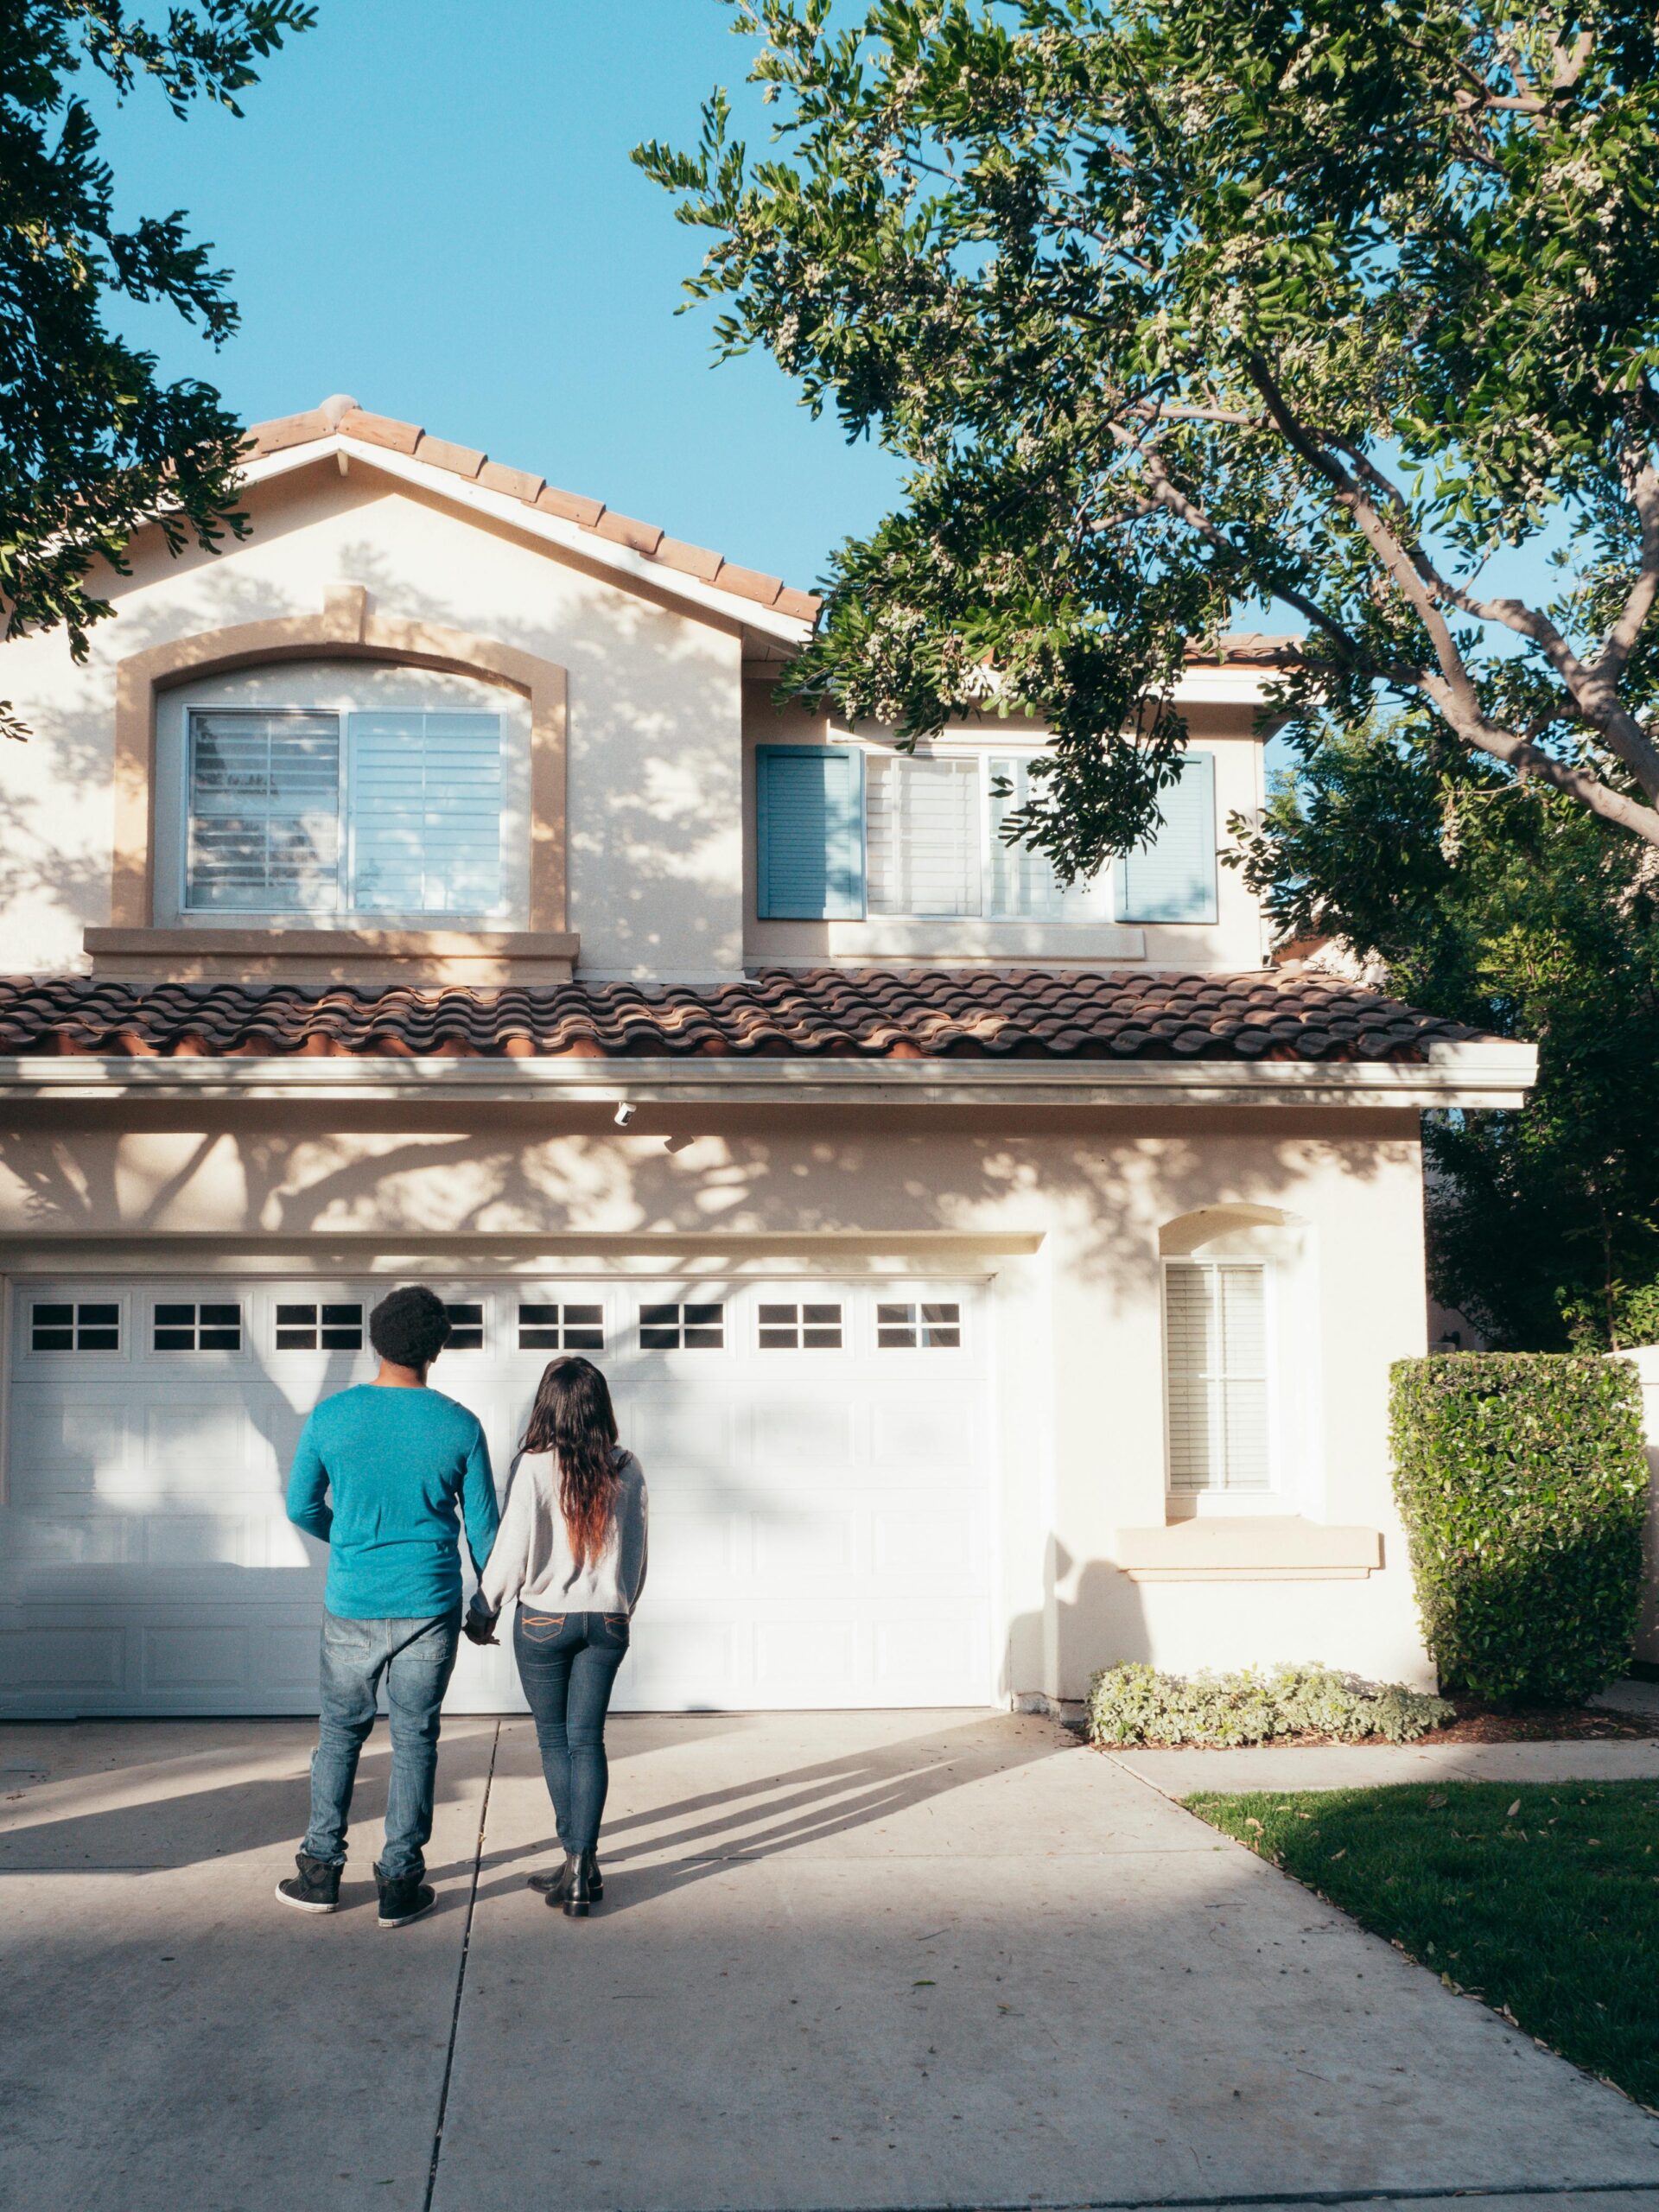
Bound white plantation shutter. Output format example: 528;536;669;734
347;713;503;915
988;757;1113;920
1164;1260;1271;1492
867;755;982;916
186;712;341;911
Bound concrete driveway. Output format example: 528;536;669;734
3;1709;1657;2212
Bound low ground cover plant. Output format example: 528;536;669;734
1187;1782;1659;2110
1084;1662;1452;1747
1391;1356;1648;1706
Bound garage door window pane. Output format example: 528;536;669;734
153;1301;242;1352
640;1302;724;1351
30;1300;119;1353
276;1302;364;1351
877;1301;961;1349
759;1301;844;1350
518;1303;605;1351
443;1303;485;1351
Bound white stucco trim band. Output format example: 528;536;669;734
0;1040;1537;1108
0;1232;1044;1274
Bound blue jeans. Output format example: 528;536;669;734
302;1607;461;1882
513;1609;629;1855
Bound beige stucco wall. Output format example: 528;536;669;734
0;468;747;982
0;1099;1433;1694
0;458;1277;986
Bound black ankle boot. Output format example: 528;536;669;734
528;1857;573;1900
582;1847;603;1901
554;1850;590;1917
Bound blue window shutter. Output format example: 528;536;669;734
1115;751;1218;924
756;746;866;919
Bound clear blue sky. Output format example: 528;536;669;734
99;0;1565;633
98;0;905;595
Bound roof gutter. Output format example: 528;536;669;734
0;1042;1538;1110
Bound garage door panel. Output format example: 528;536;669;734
143;1402;253;1475
753;1617;859;1691
139;1514;257;1568
752;1506;859;1580
10;1399;127;1486
624;1395;740;1471
874;1610;991;1694
9;1515;127;1567
0;1625;124;1693
143;1624;253;1694
873;1506;981;1576
869;1397;982;1474
4;1273;996;1715
261;1624;322;1691
621;1619;739;1707
644;1503;747;1580
750;1400;857;1467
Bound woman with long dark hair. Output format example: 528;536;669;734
465;1356;646;1915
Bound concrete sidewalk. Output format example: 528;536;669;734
3;1711;1657;2212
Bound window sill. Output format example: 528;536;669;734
752;918;1149;960
1111;1516;1384;1581
84;926;580;986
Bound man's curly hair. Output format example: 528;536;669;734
368;1286;452;1370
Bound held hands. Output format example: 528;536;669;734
463;1607;499;1648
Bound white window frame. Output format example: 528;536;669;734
862;745;1114;924
755;1298;847;1351
873;1297;969;1354
1160;1257;1280;1503
22;1293;129;1363
639;1300;728;1352
145;1297;245;1359
270;1298;367;1355
516;1300;607;1354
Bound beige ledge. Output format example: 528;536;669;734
1112;1516;1384;1582
84;926;580;986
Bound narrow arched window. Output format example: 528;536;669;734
1162;1256;1272;1495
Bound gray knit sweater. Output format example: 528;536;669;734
474;1448;648;1620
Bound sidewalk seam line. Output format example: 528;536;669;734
422;1718;498;2212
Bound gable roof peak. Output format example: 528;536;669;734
239;398;823;627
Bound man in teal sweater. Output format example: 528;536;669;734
279;1286;499;1928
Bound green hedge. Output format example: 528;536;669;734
1390;1354;1649;1706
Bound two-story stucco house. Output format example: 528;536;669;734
0;394;1535;1719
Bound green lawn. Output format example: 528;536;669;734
1185;1781;1659;2110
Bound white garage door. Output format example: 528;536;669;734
0;1274;995;1715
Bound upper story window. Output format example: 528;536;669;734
156;662;531;929
756;744;1217;925
186;709;503;917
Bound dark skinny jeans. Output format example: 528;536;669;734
513;1608;630;1855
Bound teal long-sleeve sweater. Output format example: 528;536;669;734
285;1383;499;1620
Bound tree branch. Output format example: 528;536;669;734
1106;419;1381;667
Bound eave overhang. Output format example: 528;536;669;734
0;1042;1538;1111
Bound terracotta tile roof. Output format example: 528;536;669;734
242;396;1297;664
0;970;1482;1063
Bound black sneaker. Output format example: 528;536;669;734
276;1851;341;1914
377;1872;436;1929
